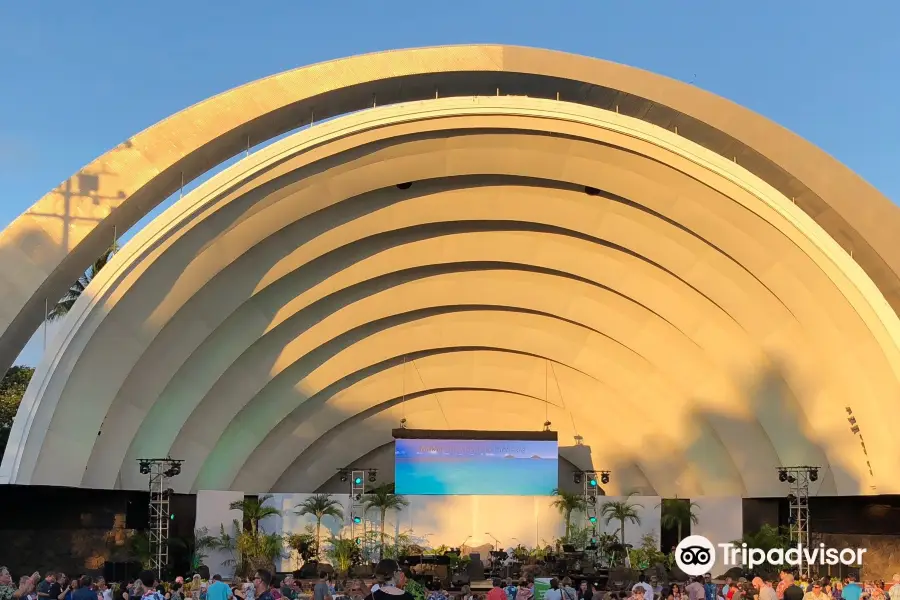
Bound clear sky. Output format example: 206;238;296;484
1;0;898;366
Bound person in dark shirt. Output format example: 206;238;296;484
48;576;63;600
254;571;274;600
783;576;804;600
71;578;97;600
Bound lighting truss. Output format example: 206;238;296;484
777;466;819;577
138;458;183;577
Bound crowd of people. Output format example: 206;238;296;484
4;565;900;600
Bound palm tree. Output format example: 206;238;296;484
549;488;588;540
229;494;281;535
295;493;344;558
657;497;700;543
600;493;643;545
47;242;118;321
363;484;410;557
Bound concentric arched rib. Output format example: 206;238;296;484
4;46;900;390
275;390;672;494
275;388;660;496
8;97;900;496
227;346;788;496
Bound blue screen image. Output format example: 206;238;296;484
394;438;558;495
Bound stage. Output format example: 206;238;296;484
195;491;743;577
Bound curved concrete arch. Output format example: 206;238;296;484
181;272;758;492
3;45;900;389
281;388;660;495
228;346;791;497
3;95;898;496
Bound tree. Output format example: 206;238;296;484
229;494;281;535
600;493;643;545
549;488;588;540
47;242;118;321
0;365;34;457
363;484;410;557
658;497;700;542
286;531;318;566
326;536;359;576
295;493;344;559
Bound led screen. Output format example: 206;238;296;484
394;438;558;495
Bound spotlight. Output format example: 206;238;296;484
778;469;788;482
355;537;362;545
787;494;796;503
788;476;796;483
589;477;598;487
339;470;348;482
354;476;363;485
139;460;151;475
574;472;582;485
543;421;552;431
589;516;597;524
600;471;610;485
368;469;377;483
809;468;819;482
353;516;362;524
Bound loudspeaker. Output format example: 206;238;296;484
467;554;484;582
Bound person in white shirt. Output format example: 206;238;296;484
888;575;900;600
633;577;654;600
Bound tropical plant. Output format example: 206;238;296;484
326;536;358;576
658;498;700;542
286;530;318;566
381;529;421;560
563;524;594;550
127;531;152;568
550;488;588;539
215;516;285;577
0;365;34;456
47;242;118;321
295;493;344;559
229;494;281;535
168;527;217;571
600;493;643;544
732;524;790;557
627;532;666;570
363;484;410;556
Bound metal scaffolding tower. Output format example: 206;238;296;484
139;458;183;577
778;466;818;576
340;468;377;558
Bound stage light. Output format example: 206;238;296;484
778;469;788;482
589;477;597;487
600;472;610;485
368;469;377;482
573;473;582;485
339;470;348;482
543;421;552;431
355;537;362;545
353;516;362;524
788;475;796;483
809;468;819;482
169;513;175;521
139;460;151;475
589;516;597;524
787;493;796;503
354;476;363;485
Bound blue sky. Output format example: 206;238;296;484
2;0;898;365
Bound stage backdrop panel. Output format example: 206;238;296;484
691;497;743;578
196;490;244;577
252;493;661;567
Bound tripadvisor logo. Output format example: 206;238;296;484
675;535;866;577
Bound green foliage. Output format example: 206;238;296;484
549;488;589;539
627;532;666;570
363;484;410;556
600;493;643;544
286;530;318;565
215;517;285;577
562;524;594;550
326;536;358;575
228;494;282;534
404;578;427;600
381;529;421;560
732;524;790;558
128;531;152;568
0;365;34;456
658;498;700;542
168;527;217;570
48;242;118;321
296;493;344;559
